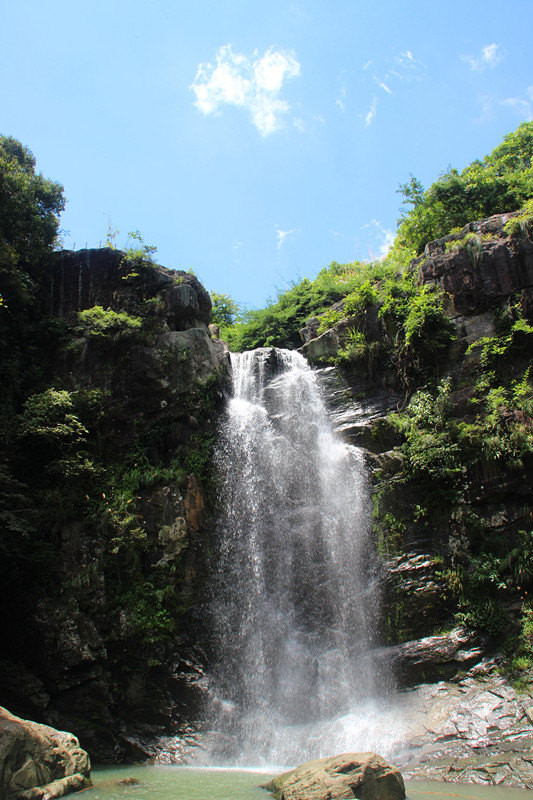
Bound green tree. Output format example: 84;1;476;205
0;138;66;415
397;122;533;253
0;136;64;265
211;291;241;327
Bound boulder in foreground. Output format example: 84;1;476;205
0;707;91;800
262;752;405;800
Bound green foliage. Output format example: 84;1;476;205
76;305;142;338
457;383;533;474
402;286;456;354
375;512;405;557
210;291;241;328
317;307;343;334
377;274;456;386
376;294;533;644
343;280;378;315
444;232;492;265
504;199;533;237
117;581;178;644
336;329;367;360
0;135;65;265
317;280;379;336
123;229;157;265
395;378;463;494
397;122;533;253
119;230;158;283
225;258;396;351
19;389;88;445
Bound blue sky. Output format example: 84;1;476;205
1;0;532;309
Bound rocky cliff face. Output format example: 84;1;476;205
302;213;533;681
0;249;230;762
416;212;533;322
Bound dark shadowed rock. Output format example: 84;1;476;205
382;554;452;644
416;212;533;318
47;248;212;329
0;707;91;800
381;627;488;686
262;752;405;800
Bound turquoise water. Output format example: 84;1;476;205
88;766;533;800
89;766;275;800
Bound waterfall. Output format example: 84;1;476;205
205;348;399;767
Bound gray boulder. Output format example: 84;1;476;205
0;707;91;800
262;752;405;800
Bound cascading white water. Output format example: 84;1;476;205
205;348;400;767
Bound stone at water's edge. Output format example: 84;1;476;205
0;707;91;800
262;752;405;800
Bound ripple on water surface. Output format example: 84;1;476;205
89;767;533;800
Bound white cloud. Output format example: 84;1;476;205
362;96;378;127
276;227;299;249
462;43;505;72
190;45;301;136
502;94;533;121
378;229;395;258
358;49;423;128
375;78;392;95
362;219;395;258
393;50;426;80
479;94;493;118
336;85;347;112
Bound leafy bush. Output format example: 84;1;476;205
504;199;533;237
224;257;400;351
19;389;88;445
397;122;533;253
317;307;342;335
77;305;142;338
444;232;492;265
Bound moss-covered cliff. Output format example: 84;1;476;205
0;246;230;761
300;211;533;683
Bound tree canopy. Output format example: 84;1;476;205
0;136;65;312
0;136;65;263
396;122;533;253
210;291;241;328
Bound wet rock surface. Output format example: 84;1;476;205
382;628;489;687
263;752;405;800
394;667;533;789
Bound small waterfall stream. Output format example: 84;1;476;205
205;348;399;767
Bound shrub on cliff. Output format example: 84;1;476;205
76;306;142;338
397;122;533;253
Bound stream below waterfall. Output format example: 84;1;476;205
88;766;533;800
